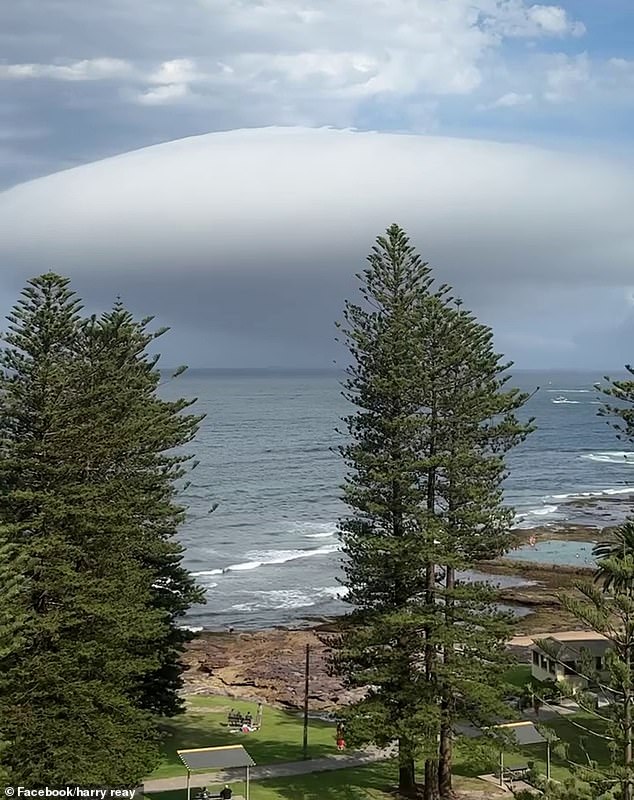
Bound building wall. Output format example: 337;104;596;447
530;648;592;693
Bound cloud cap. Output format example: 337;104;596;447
0;126;631;288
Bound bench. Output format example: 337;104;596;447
500;764;530;782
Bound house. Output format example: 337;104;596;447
530;631;611;691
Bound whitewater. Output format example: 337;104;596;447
160;368;634;630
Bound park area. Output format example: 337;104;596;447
142;669;612;800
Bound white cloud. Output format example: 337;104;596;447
132;59;202;105
483;91;533;109
148;59;200;85
0;1;588;113
543;52;591;102
0;127;631;291
0;58;133;81
609;58;634;73
136;83;191;106
606;57;634;89
1;127;631;368
480;1;585;38
526;4;585;36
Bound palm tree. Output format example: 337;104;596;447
593;520;634;590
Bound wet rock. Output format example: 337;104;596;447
182;628;366;710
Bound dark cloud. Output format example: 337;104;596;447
0;127;632;368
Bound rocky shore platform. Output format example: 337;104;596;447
182;625;361;710
182;515;620;710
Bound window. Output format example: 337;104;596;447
595;657;603;670
532;651;540;666
548;660;556;674
541;656;548;670
563;661;576;676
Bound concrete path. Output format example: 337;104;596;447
143;746;395;793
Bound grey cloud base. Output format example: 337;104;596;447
0;127;632;368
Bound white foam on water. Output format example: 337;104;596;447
205;542;342;577
229;589;318;612
192;568;223;577
228;584;351;613
582;451;634;465
178;625;204;633
225;560;263;571
512;504;559;527
550;486;634;500
546;389;592;393
257;589;318;610
320;586;349;599
293;521;337;538
527;505;558;516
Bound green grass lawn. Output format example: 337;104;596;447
149;695;339;779
147;691;611;797
542;712;610;778
145;762;503;800
146;763;394;800
504;664;532;691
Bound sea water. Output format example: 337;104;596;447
158;369;634;629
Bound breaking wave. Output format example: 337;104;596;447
549;486;634;500
512;505;559;528
195;542;341;577
292;521;338;538
228;585;349;613
582;452;634;465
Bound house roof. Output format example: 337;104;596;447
532;633;611;661
177;745;255;773
544;631;608;642
455;720;551;746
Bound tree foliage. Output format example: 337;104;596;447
329;225;533;799
0;274;204;783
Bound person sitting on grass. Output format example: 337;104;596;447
219;785;232;799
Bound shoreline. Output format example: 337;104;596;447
181;518;619;707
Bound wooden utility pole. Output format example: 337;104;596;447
303;643;310;760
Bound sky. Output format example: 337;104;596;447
0;1;633;369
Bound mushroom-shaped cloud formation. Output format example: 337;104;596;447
0;126;632;366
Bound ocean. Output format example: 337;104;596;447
159;369;634;631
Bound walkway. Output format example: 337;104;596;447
143;746;395;793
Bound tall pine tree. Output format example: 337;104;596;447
330;226;533;799
428;301;533;798
330;224;442;796
74;302;205;715
0;274;205;782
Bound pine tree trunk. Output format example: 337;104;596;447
438;566;455;798
398;738;417;797
625;637;633;800
423;397;439;800
424;562;439;800
438;703;453;798
424;758;439;800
